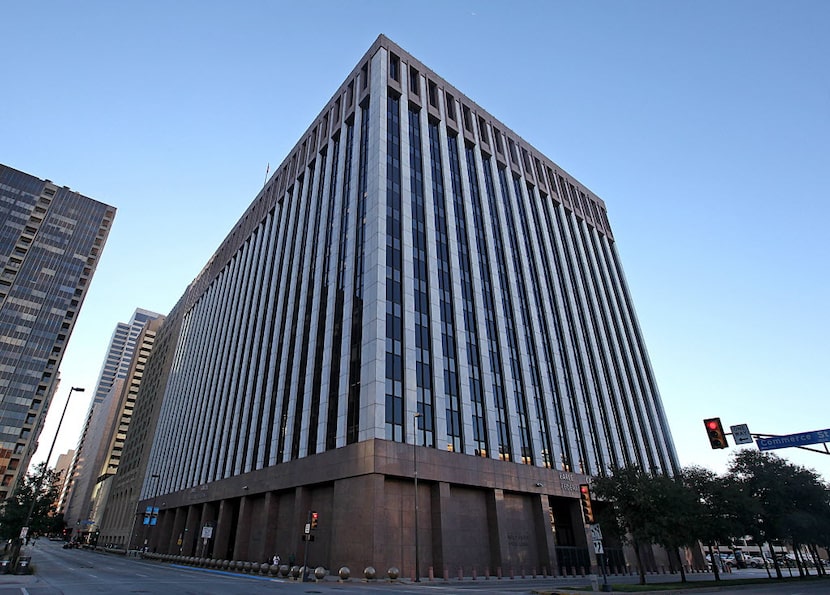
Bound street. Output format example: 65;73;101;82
1;540;827;595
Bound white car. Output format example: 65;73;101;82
746;556;767;568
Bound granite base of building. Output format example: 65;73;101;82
137;439;623;576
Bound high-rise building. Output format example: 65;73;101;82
140;36;679;574
61;308;162;537
51;448;74;513
99;296;186;549
0;164;115;500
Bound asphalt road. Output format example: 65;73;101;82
1;540;827;595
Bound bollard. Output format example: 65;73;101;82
363;566;376;580
387;566;400;581
428;566;434;581
338;566;350;581
443;566;448;580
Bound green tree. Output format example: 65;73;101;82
592;465;696;585
681;466;752;580
0;462;62;541
727;450;830;579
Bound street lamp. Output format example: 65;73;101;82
16;386;85;561
413;412;422;583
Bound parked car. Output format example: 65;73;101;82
746;556;766;568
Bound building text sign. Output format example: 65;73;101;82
757;428;830;451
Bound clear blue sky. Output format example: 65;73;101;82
3;1;828;480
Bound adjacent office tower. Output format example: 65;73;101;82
0;164;114;501
140;36;679;574
61;309;162;537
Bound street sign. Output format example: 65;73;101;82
19;527;28;540
590;523;603;541
593;540;604;554
304;523;311;534
730;424;753;445
757;428;830;451
201;525;213;539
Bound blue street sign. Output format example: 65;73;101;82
757;428;830;451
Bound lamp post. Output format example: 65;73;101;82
16;386;85;561
413;412;422;583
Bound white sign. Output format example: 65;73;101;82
730;424;754;445
593;540;604;554
19;526;28;540
304;523;311;534
590;523;602;541
200;525;213;539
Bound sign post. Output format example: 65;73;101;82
590;523;611;592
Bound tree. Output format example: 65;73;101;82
727;450;830;579
681;466;752;581
592;465;697;584
0;462;62;541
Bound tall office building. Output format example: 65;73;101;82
0;164;114;501
141;36;679;574
62;308;161;536
98;298;185;548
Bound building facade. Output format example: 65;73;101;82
0;164;114;500
139;36;679;575
62;309;162;537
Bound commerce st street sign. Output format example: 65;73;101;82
756;428;830;451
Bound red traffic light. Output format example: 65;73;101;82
578;483;595;524
703;417;728;449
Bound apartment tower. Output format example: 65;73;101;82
0;164;114;500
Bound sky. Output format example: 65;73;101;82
2;1;828;481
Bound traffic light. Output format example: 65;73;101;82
578;484;595;524
311;511;319;529
704;417;728;449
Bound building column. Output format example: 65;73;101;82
233;496;252;561
196;502;213;558
536;494;558;573
430;481;451;572
261;491;279;562
166;507;187;555
486;489;509;570
213;499;234;561
182;505;200;557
